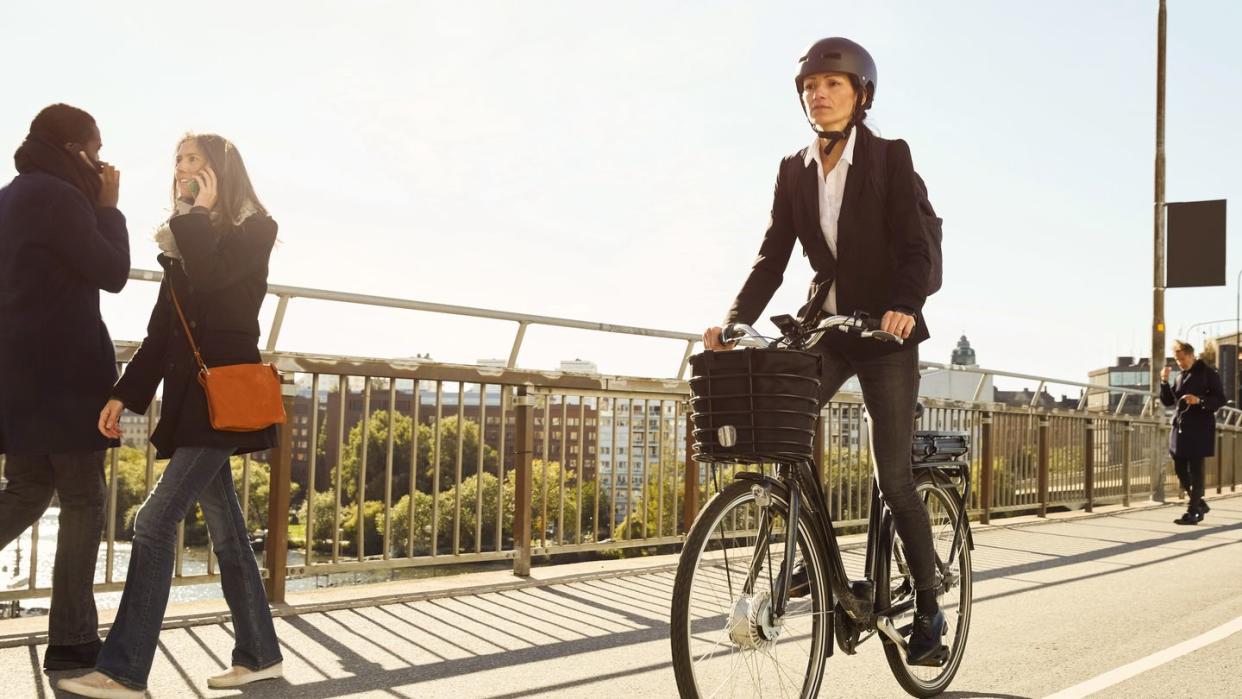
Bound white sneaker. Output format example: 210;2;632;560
206;662;283;688
57;671;145;699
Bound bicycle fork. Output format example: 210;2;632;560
739;482;800;619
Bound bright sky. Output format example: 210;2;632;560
3;1;1239;390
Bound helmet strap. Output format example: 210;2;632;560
811;92;864;156
814;125;851;157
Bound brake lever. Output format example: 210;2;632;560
861;329;905;345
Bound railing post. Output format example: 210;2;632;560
264;294;290;352
1122;421;1133;507
1216;432;1224;495
683;402;699;534
1153;422;1167;503
1233;430;1238;492
980;412;993;525
264;375;296;604
1037;415;1050;517
1083;419;1095;513
512;387;534;576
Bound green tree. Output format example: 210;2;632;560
331;411;500;506
578;479;602;542
331;409;416;504
386;471;517;555
503;459;584;545
385;490;435;556
443;471;506;552
611;471;683;542
341;500;386;556
298;490;340;553
417;415;499;493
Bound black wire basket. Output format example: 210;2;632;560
689;348;822;465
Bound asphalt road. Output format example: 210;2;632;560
4;495;1240;698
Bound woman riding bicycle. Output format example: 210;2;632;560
702;36;946;666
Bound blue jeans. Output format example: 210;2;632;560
95;446;282;689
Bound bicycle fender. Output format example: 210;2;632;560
684;471;790;531
946;488;976;551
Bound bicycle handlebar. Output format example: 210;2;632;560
721;313;904;351
720;323;766;347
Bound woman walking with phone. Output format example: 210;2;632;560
61;134;284;698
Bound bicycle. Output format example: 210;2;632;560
670;312;974;698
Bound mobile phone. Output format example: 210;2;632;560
71;144;103;173
188;180;200;197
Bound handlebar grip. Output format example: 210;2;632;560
720;324;743;344
870;330;904;344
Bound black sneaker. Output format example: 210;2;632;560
1196;500;1211;515
42;638;101;671
1174;511;1202;526
906;609;949;667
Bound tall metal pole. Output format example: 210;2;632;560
1151;0;1168;502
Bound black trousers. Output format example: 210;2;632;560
1173;456;1205;511
0;450;106;645
817;343;937;591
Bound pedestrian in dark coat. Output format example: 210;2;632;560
61;133;284;699
0;104;127;672
1159;340;1227;525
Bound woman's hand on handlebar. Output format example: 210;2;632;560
881;310;916;340
703;326;735;351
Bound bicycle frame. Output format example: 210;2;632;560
733;460;875;625
707;314;973;656
730;455;972;652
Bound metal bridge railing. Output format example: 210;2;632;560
2;273;1239;610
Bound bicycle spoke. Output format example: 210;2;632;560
675;482;829;699
877;479;973;694
762;641;803;695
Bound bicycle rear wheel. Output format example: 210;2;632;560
877;475;973;697
670;477;832;698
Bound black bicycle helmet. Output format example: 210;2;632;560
796;37;877;151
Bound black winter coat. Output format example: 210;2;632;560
1160;359;1226;459
0;172;129;456
724;126;933;357
111;211;278;459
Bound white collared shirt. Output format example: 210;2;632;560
803;128;857;315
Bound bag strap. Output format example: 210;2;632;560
167;283;210;375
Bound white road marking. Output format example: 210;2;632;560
1043;614;1242;698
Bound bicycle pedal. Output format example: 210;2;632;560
833;603;860;655
907;644;950;668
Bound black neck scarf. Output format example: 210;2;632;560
13;132;102;205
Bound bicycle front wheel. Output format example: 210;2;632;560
670;477;832;699
877;475;973;697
